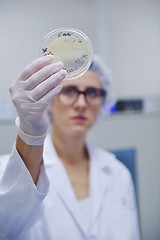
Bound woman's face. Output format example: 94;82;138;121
51;70;103;137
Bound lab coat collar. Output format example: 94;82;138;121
88;145;112;229
44;134;113;171
44;135;89;236
43;134;113;236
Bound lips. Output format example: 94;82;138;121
72;116;87;123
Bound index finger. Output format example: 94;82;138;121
18;55;54;81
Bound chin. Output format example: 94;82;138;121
69;126;88;137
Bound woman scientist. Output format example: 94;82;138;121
0;55;140;240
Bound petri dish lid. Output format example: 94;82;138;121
39;28;93;80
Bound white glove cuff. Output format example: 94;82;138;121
15;117;47;146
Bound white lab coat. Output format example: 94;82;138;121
0;135;140;240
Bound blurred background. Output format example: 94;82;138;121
0;0;160;239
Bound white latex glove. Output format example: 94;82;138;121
9;55;66;144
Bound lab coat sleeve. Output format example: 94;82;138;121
124;167;141;240
0;145;50;239
112;158;141;240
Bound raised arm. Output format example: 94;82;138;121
9;55;66;184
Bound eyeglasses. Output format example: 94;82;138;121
57;86;106;106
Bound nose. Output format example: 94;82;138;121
74;92;87;108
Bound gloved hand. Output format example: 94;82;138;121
9;55;66;145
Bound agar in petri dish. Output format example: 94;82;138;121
39;28;93;80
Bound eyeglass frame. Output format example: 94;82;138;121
57;85;107;106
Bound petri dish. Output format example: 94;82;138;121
39;28;93;80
